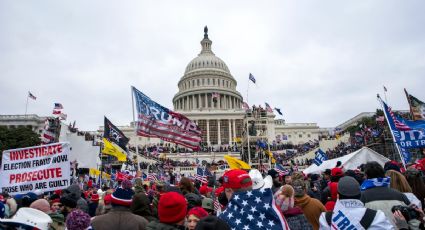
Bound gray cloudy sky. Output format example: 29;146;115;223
1;1;425;131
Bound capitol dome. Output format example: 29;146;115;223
173;26;243;112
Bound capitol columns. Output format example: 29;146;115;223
232;119;236;142
217;119;221;145
206;119;210;146
228;119;232;145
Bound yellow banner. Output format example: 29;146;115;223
224;155;251;170
102;138;127;162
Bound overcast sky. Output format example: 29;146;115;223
1;1;425;131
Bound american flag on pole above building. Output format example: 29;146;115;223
132;86;202;150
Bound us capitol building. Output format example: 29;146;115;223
123;27;322;149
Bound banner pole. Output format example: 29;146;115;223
377;96;406;169
131;87;140;174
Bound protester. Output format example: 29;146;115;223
404;168;425;208
322;167;344;211
293;179;326;230
319;176;392;229
62;184;89;214
194;215;231;230
360;161;410;227
268;169;281;193
274;184;313;229
91;180;148;229
201;198;214;215
186;207;209;230
221;169;253;201
0;207;53;230
386;169;422;209
146;191;188;230
131;192;157;222
60;195;78;219
66;209;92;230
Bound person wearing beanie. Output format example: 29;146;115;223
199;185;213;198
146;191;188;230
91;179;148;230
62;184;89;214
319;176;392;229
131;191;157;222
88;190;99;217
186;207;209;230
66;209;92;230
185;193;202;210
60;195;78;219
30;198;66;230
320;167;344;207
194;215;231;230
293;179;326;230
274;185;313;230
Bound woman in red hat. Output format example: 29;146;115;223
186;207;209;230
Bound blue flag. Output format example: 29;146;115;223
274;108;283;115
313;149;328;166
218;188;289;230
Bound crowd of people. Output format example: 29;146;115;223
1;159;425;230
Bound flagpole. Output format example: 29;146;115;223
404;88;415;120
246;77;249;104
131;87;140;174
25;93;29;117
383;86;388;104
377;95;406;169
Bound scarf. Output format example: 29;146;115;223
360;177;390;191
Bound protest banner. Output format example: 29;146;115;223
0;142;71;195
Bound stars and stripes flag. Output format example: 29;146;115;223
214;198;222;213
194;167;208;184
147;173;158;182
54;103;63;109
265;103;273;113
404;89;425;120
132;86;202;150
218;188;289;230
275;164;289;176
28;91;37;100
249;73;256;84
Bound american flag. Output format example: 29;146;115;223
218;188;289;230
54;103;63;109
28;91;36;100
132;86;202;150
53;110;61;115
147;173;158;182
194;167;208;184
214;198;222;213
275;164;289;176
265;103;273;113
249;73;256;84
388;106;411;131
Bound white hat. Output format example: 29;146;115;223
0;207;52;230
263;175;273;189
249;169;265;190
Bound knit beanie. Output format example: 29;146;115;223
60;196;77;209
187;207;208;219
111;187;134;206
65;209;91;230
195;215;231;230
158;192;187;224
29;199;51;213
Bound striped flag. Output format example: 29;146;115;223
212;92;220;99
388;106;411;131
28;91;37;100
195;167;208;184
275;164;289;176
147;173;158;182
265;102;273;113
249;73;256;84
242;102;250;111
213;198;222;213
132;86;202;150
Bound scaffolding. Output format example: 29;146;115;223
241;108;273;172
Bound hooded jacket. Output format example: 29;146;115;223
62;184;89;213
295;194;326;230
146;221;185;230
131;192;157;222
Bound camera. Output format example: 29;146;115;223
391;205;420;221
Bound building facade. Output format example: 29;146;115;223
0;114;48;135
172;27;245;147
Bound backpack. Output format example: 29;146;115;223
325;208;377;229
